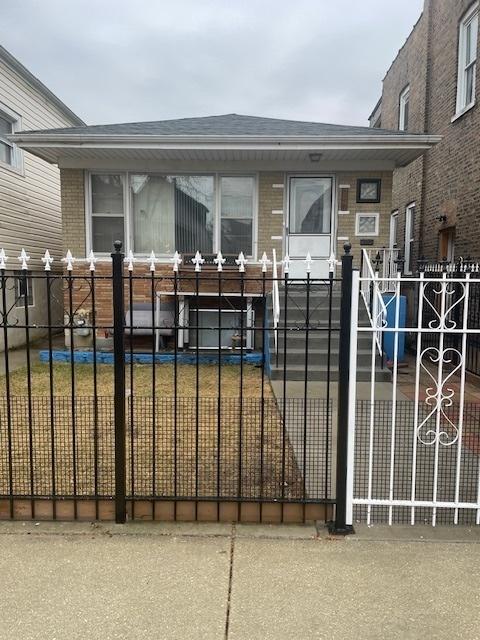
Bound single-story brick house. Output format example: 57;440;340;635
10;114;439;350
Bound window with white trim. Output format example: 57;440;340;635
389;211;398;249
355;212;379;236
399;86;410;131
404;203;416;274
0;105;22;170
14;272;34;307
456;3;478;115
91;174;125;253
220;176;254;256
88;173;256;257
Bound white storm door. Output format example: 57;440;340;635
287;176;333;279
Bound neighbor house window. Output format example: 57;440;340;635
0;105;22;170
399;86;410;131
220;176;254;256
91;174;125;252
131;174;214;255
389;211;398;249
456;3;478;115
15;272;34;307
355;212;379;236
404;203;416;274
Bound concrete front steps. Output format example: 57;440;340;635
269;285;391;382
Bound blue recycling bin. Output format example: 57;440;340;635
381;293;407;362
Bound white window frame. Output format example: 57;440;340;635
355;212;379;237
454;2;478;119
389;211;398;249
0;102;24;174
85;171;258;261
398;85;410;131
404;203;416;275
89;172;128;255
14;271;35;308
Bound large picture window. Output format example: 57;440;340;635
131;175;214;254
89;173;255;257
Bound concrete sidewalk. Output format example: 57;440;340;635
0;522;479;640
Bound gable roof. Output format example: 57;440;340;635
18;113;410;137
0;45;84;126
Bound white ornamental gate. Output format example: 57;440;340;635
346;253;480;527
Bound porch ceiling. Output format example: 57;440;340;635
11;128;441;168
12;142;438;169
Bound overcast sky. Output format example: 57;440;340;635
1;0;424;127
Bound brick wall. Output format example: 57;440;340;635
257;172;284;259
60;169;86;257
380;0;480;264
335;171;393;268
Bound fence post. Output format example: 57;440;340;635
112;240;126;523
329;243;355;535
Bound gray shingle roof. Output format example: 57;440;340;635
18;113;409;137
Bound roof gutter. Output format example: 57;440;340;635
9;133;442;149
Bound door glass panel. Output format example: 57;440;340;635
289;177;332;234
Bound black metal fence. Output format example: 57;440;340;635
0;244;354;526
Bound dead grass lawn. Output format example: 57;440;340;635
0;363;304;502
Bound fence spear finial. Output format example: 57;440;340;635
214;251;225;272
171;251;182;273
0;248;8;270
42;250;53;271
260;252;271;273
87;250;97;272
235;251;247;273
18;248;30;270
62;249;75;272
149;250;157;272
327;252;337;273
124;250;134;272
191;251;204;272
304;252;313;274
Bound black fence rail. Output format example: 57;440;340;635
0;243;355;526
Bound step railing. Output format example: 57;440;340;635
271;248;280;356
360;249;388;356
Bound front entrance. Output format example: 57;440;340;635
286;176;333;279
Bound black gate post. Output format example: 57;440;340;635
329;243;355;535
112;240;126;523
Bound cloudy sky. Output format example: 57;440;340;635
1;0;423;127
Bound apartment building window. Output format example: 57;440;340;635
399;86;410;131
389;211;398;249
404;203;416;274
455;2;478;116
0;104;22;170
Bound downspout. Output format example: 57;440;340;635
419;0;433;259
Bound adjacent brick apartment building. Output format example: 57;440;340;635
370;0;479;270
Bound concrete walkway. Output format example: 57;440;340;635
0;522;479;639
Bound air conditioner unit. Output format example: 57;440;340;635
188;308;254;350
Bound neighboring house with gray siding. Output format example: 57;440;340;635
0;45;84;349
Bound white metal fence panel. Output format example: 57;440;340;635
349;256;480;526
